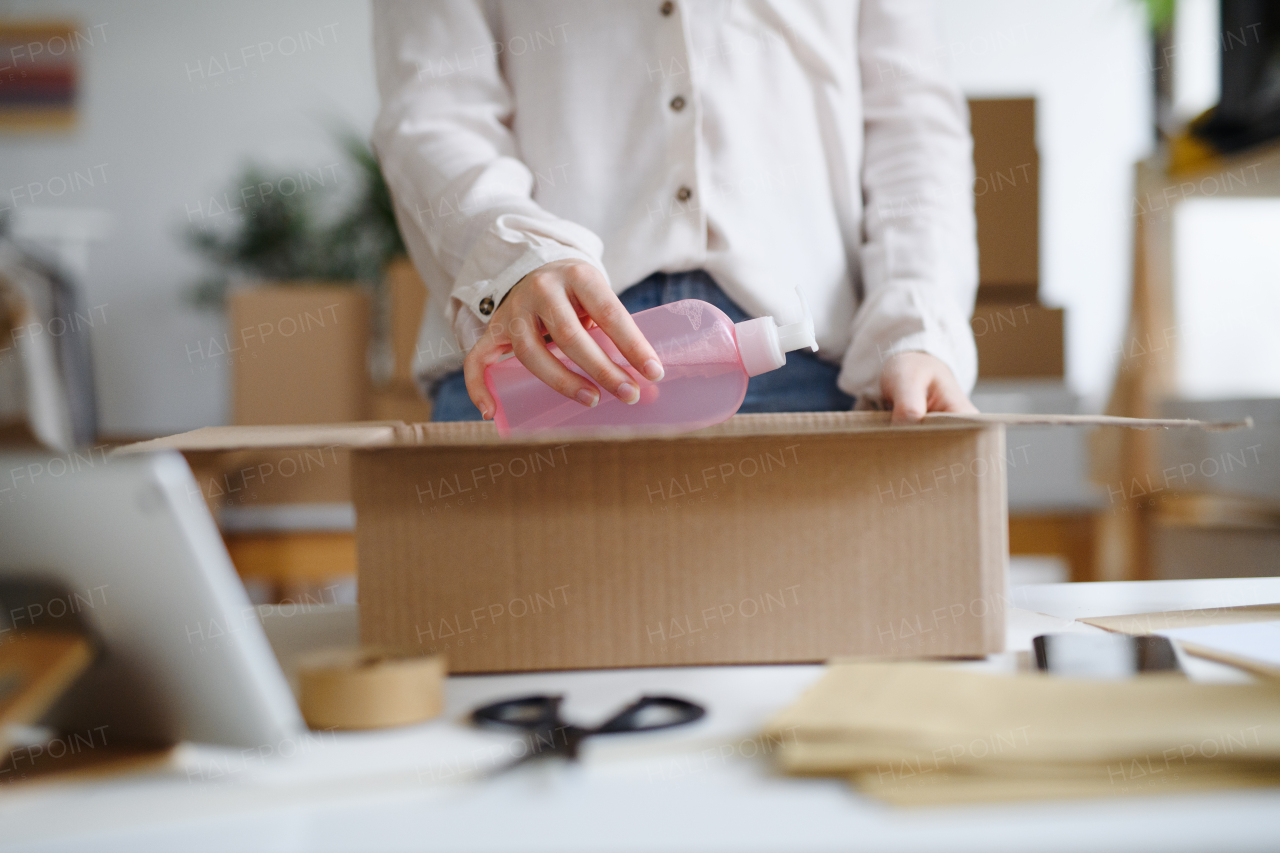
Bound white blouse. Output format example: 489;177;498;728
372;0;978;402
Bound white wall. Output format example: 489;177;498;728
931;0;1154;408
0;0;1153;433
0;0;378;434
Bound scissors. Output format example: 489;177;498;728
471;694;706;771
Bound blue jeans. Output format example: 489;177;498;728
430;269;854;421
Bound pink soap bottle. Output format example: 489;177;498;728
484;289;818;437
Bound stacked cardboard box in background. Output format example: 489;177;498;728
226;266;433;427
228;284;372;426
967;98;1102;582
206;268;433;602
213;283;371;601
968;97;1064;380
967;106;1279;580
371;258;433;424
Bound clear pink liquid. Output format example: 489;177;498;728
485;300;749;437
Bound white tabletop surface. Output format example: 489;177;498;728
3;577;1280;853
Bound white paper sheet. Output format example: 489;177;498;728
1161;621;1280;669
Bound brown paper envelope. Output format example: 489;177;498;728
778;739;1278;780
1080;604;1280;636
851;762;1280;807
764;662;1280;764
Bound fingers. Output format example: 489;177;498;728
463;333;502;419
508;311;602;407
889;371;929;425
569;272;663;383
924;356;979;414
462;259;673;417
882;352;972;425
538;298;639;404
931;384;979;414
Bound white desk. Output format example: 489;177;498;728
3;578;1279;853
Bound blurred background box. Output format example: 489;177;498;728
969;97;1040;304
967;97;1066;382
228;284;370;426
220;279;368;599
369;383;432;423
374;257;432;423
215;261;431;604
384;256;429;389
972;304;1065;379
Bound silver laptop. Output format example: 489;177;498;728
0;449;305;747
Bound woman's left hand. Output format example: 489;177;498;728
879;352;979;425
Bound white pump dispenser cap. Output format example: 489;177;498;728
733;287;819;377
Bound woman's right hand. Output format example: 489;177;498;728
462;259;665;420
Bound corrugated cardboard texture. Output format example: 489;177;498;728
112;413;1247;672
116;421;403;454
111;411;1251;457
353;421;1009;671
370;384;433;425
229;285;370;425
973;304;1065;378
969;98;1039;295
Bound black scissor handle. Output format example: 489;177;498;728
471;693;705;736
595;695;705;734
472;694;565;732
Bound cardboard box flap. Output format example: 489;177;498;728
926;412;1251;432
112;421;406;454
114;411;1250;454
389;411;1250;446
394;410;972;446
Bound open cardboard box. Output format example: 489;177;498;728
120;412;1247;673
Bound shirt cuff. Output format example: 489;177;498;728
854;331;963;407
448;243;609;350
837;283;978;405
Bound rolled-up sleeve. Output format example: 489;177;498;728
839;0;978;403
371;0;608;350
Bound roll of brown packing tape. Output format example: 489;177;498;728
298;648;445;730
